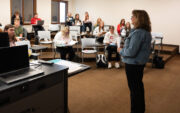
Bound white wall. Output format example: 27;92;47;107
0;0;11;25
71;0;180;47
0;0;73;31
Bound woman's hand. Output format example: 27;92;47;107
117;47;122;53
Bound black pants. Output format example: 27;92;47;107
106;45;120;62
56;47;75;61
96;36;104;44
33;25;45;35
83;22;92;32
125;63;145;113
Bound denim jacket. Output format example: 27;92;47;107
120;28;152;65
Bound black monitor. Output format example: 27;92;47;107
0;32;9;48
0;45;29;74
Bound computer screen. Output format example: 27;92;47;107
0;45;29;74
0;32;9;48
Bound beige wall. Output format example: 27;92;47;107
0;0;73;31
71;0;180;47
0;0;11;25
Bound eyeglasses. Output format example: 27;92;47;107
131;15;136;19
9;29;15;32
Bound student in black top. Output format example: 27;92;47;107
65;12;74;26
11;11;23;25
82;12;92;33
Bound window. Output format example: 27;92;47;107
51;0;68;24
11;0;36;24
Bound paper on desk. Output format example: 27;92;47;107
56;40;78;47
50;59;82;74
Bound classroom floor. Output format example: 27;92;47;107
68;55;180;113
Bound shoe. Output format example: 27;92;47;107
108;62;112;69
115;62;120;68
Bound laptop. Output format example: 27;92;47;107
37;20;44;26
0;32;9;48
0;45;44;84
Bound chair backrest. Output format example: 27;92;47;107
23;27;28;38
151;38;156;52
151;32;163;38
69;26;80;34
48;24;60;32
81;38;96;50
104;25;111;32
70;30;78;41
38;31;51;41
15;40;31;49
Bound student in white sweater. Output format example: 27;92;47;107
93;21;106;43
53;27;75;61
103;26;120;69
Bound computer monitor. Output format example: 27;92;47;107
37;20;44;26
0;32;9;48
0;45;29;74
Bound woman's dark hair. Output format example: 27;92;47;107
34;13;38;16
132;10;151;32
75;14;79;20
4;24;17;42
109;26;114;30
4;24;14;32
120;19;125;27
14;11;20;15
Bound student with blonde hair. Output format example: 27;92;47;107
53;27;75;61
93;21;106;43
94;17;102;28
82;11;92;32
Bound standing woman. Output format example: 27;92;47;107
11;11;23;25
118;10;152;113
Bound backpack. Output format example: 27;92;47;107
96;54;108;68
153;54;165;69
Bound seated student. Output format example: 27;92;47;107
125;22;131;37
11;11;23;25
120;22;131;48
94;18;102;28
14;19;23;38
103;26;120;69
65;12;74;26
31;13;44;35
117;19;125;36
93;21;106;43
74;13;82;26
82;12;92;33
4;24;19;47
53;27;75;61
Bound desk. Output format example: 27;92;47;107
0;61;90;113
0;64;68;113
